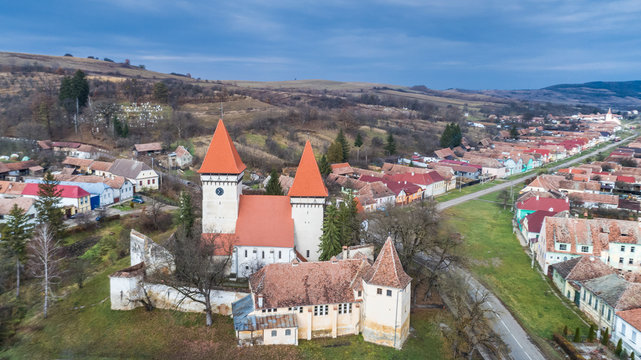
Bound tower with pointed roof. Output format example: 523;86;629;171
361;237;412;349
288;141;328;261
199;120;246;233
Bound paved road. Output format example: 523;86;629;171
437;135;637;211
430;134;638;359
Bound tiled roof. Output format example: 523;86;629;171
134;142;162;152
288;141;328;197
568;192;619;206
63;157;93;168
174;145;190;157
0;181;27;195
434;148;455;159
0;197;34;215
22;183;90;198
89;161;114;172
5;160;38;171
381;163;430;175
543;217;641;254
524;210;557;233
617;308;641;332
331;162;354;175
232;294;298;331
583;274;641;310
109;159;153;179
198;119;246;174
249;258;370;309
550;256;614;282
362;237;411;289
516;197;569;213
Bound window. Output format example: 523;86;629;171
632;247;636;253
377;288;382;295
314;305;328;316
581;246;589;253
299;307;303;313
594;299;598;310
152;179;155;184
630;258;634;265
279;251;282;259
387;290;392;297
622;245;626;252
147;180;150;185
620;257;624;264
262;251;265;259
622;323;627;335
559;244;567;251
608;308;611;321
338;303;353;314
245;250;248;257
633;331;637;344
285;329;291;336
271;330;277;337
306;250;310;258
358;291;362;297
588;294;592;305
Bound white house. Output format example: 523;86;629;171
108;159;159;192
168;145;193;169
614;309;641;356
22;183;91;216
0;197;36;226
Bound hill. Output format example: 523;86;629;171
476;80;641;110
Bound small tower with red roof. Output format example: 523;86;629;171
288;141;328;261
199;120;246;233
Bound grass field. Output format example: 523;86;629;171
435;180;501;203
444;191;589;351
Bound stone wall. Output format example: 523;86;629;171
130;230;174;275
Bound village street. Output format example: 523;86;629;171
429;134;638;359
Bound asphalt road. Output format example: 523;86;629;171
432;134;637;359
437;135;637;211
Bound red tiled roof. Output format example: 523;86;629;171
517;196;569;213
618;308;641;332
288;141;328;197
363;237;411;289
524;210;557;234
617;175;636;184
134;142;162;152
198;119;246;174
22;183;90;198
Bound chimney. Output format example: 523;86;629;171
411;172;415;176
342;246;348;259
257;294;264;308
565;198;569;203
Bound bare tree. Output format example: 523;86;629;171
164;226;233;326
28;224;63;319
368;200;462;302
444;276;504;359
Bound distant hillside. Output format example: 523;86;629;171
477;80;641;110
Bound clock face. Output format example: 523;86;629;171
216;187;224;196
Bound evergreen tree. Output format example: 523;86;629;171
59;70;90;112
354;132;363;148
265;169;284;195
384;133;396;155
1;204;33;297
573;327;581;342
440;123;462;148
601;327;610;345
510;125;519;139
153;82;169;103
327;141;344;163
335;129;350;161
178;191;194;238
631;351;635;360
318;155;331;177
587;324;596;342
623;349;628;360
319;204;342;260
616;338;623;356
35;172;64;239
563;325;569;336
343;195;361;246
440;123;453;148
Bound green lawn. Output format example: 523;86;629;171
445;192;589;353
435;180;501;203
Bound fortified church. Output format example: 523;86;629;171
200;119;327;277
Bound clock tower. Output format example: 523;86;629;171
199;120;245;234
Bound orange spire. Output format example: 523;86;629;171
288;141;328;197
198;119;246;174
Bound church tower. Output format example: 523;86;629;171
199;120;246;234
288;141;328;261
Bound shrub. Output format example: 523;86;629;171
616;338;623;356
563;325;569;336
587;324;596;342
601;327;610;345
573;327;581;342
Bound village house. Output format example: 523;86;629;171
536;217;641;274
0;197;36;226
133;142;163;157
54;174;134;203
108;159;159;192
613;308;641;356
201;120;327;265
26;178;114;209
549;256;615;306
579;274;641;332
515;196;570;223
232;237;411;349
0;181;28;198
167;145;193;169
22;183;91;216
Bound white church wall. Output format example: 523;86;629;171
362;282;411;349
201;173;243;233
290;197;325;261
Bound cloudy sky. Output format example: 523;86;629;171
2;0;641;89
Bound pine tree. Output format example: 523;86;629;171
573;327;581;342
35;172;64;240
344;195;361;246
335;129;350;161
631;351;635;360
601;327;610;345
1;204;33;297
440;123;453;148
327;141;344;163
384;133;396;155
178;191;194;237
59;70;89;111
440;123;462;148
623;349;629;360
319;204;342;260
354;132;363;148
265;169;284;195
318;155;331;177
510;125;519;139
616;338;623;356
587;324;595;342
153;82;169;103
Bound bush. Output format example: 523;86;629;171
554;333;587;360
573;327;581;342
587;324;596;342
616;338;623;356
601;327;610;345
